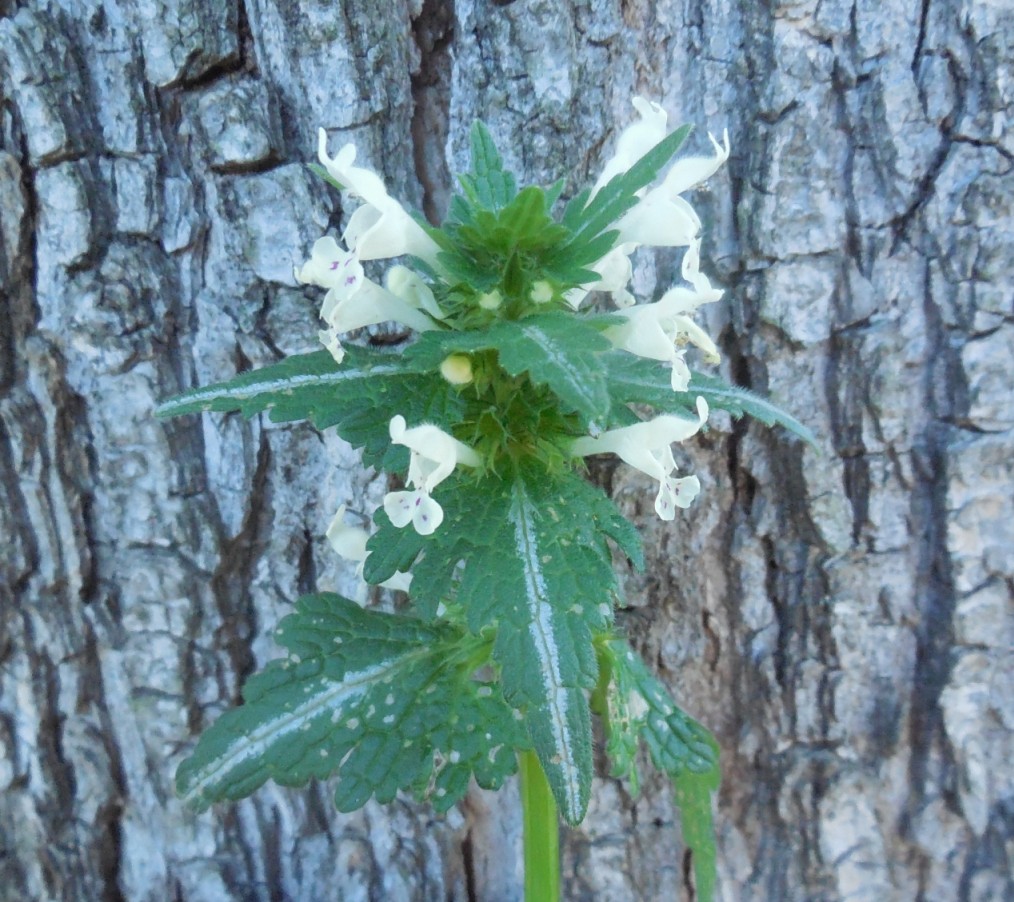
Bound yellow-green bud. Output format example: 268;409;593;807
530;280;553;304
477;289;502;310
440;354;473;386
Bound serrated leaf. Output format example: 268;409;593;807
564;125;692;245
156;347;467;469
495;186;563;250
366;467;641;824
467;121;517;211
551;126;692;276
600;637;717;781
595;634;719;898
605;351;817;445
470;474;600;824
176;594;527;814
406;313;615;429
452;471;626;822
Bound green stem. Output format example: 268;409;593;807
520;749;560;902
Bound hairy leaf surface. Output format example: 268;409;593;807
156;347;466;469
176;594;526;813
604;351;816;444
596;636;719;899
368;468;641;824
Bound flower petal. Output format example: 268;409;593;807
592;96;668;196
655;474;701;520
386;265;445;320
318;327;346;364
326;505;369;562
382;489;444;536
295;236;364;292
321;278;438;335
317;128;440;263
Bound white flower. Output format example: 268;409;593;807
605;239;723;390
571;397;708;520
327;505;412;593
592;97;668;196
383;416;481;536
572;99;730;308
297;238;441;364
321;276;438;335
564;244;636;310
317;129;440;262
612;129;730;248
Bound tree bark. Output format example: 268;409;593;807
1;1;1011;900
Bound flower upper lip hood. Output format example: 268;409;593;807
317;128;440;263
591;96;668;197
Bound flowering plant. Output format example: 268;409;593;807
158;98;811;901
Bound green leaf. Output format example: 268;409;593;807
407;313;616;429
469;474;600;824
463;121;517;211
366;467;642;824
604;352;817;445
176;594;527;814
598;637;717;782
569;125;692;239
596;635;719;899
308;162;345;191
155;347;467;469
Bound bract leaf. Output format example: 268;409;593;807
596;635;719;899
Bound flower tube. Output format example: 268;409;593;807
296;237;440;364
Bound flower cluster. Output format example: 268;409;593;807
296;99;729;555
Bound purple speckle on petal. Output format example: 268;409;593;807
329;261;341;270
415;497;422;506
345;276;357;286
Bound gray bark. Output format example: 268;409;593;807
1;0;1011;900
